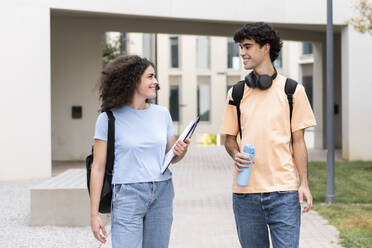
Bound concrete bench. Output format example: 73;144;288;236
30;169;109;226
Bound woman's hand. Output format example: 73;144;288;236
91;213;107;243
172;138;190;163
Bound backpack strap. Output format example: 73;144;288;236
228;80;245;137
284;78;298;124
105;110;115;175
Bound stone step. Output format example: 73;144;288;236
30;169;109;226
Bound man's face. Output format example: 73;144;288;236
239;39;269;70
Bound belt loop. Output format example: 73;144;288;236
112;184;117;202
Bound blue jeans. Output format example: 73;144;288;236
111;179;174;248
233;191;301;248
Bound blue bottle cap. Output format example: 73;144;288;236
243;144;255;156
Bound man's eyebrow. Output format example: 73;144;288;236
240;42;253;47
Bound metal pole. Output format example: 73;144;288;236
326;0;335;203
154;33;158;104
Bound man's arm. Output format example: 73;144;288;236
225;135;252;172
292;129;313;213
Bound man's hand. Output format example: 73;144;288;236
298;184;313;213
91;213;107;243
233;152;254;172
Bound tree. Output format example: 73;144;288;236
347;0;372;35
102;33;128;67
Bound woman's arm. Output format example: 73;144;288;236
166;136;190;164
90;139;108;243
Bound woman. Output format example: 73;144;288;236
90;55;189;248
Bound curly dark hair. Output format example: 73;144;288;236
98;55;155;112
233;22;282;62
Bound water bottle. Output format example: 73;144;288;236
236;144;255;186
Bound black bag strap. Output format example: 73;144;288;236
284;78;298;124
228;80;245;137
105;110;115;175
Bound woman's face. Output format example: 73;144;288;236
135;65;158;100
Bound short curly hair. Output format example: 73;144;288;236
233;22;282;62
98;55;155;112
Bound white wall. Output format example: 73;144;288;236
51;17;102;160
0;2;51;180
342;27;372;160
47;0;349;26
1;0;370;180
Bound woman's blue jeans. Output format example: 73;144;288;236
111;179;174;248
233;191;301;248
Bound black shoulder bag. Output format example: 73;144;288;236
86;110;115;214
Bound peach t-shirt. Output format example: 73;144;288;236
220;74;316;193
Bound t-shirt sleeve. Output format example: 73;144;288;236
166;110;174;138
94;112;109;141
220;88;239;135
291;84;317;132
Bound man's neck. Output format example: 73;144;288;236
253;60;275;76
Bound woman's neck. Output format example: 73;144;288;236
128;94;148;110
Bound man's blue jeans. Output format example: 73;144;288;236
233;191;301;248
111;179;174;248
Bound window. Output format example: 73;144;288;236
273;50;283;68
227;38;240;70
302;76;313;108
226;76;240;94
169;85;180;121
197;83;211;121
170;36;179;68
302;42;313;55
196;36;210;69
143;33;154;61
120;32;127;54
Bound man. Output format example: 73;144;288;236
221;22;316;248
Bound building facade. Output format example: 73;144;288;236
1;0;371;180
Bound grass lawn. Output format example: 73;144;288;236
309;161;372;248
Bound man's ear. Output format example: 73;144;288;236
264;43;271;55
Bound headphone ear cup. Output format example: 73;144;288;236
245;72;256;88
256;75;273;90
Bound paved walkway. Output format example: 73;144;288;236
98;146;342;248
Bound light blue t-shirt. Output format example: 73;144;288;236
94;104;174;184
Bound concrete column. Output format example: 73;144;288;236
156;34;170;109
0;3;51;180
127;33;143;56
313;42;324;149
210;36;227;134
180;35;197;130
341;26;372;160
285;41;300;81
